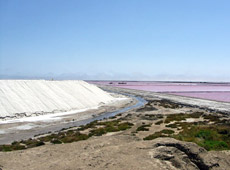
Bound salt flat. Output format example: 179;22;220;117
91;81;230;102
99;85;230;113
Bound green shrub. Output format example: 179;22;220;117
172;122;230;151
155;120;163;125
203;114;220;122
164;112;203;124
118;122;134;130
136;124;151;131
51;139;62;144
165;123;177;128
161;129;175;134
143;129;174;140
143;132;167;140
195;130;214;140
201;140;229;151
89;128;107;136
21;139;45;148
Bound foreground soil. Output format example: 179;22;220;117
1;135;230;170
0;86;230;170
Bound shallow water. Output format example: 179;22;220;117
90;81;230;103
43;94;146;131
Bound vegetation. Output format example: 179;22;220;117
203;114;220;122
144;111;230;151
136;124;151;131
89;121;133;136
143;129;174;140
164;112;203;124
157;99;183;109
0;142;26;152
155;120;163;125
174;124;230;151
136;102;157;112
0;119;134;152
21;139;45;148
141;114;163;120
165;123;178;128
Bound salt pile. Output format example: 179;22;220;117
0;80;115;119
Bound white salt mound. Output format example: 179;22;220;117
0;80;115;118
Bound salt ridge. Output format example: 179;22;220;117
0;80;115;119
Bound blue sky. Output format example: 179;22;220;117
0;0;230;81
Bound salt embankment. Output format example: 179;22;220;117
0;80;116;119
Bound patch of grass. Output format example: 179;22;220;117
136;124;151;131
143;129;174;140
161;129;175;134
97;120;120;126
190;112;204;118
0;145;14;152
78;120;98;131
143;120;230;151
166;122;193;130
164;112;203;124
60;132;89;143
173;123;230;151
136;102;157;112
200;140;228;151
0;143;26;152
89;128;107;136
21;139;45;148
195;130;214;140
141;114;163;121
217;119;230;125
203;114;220;122
51;139;62;144
164;114;185;123
155;120;163;125
0;139;45;151
157;99;182;109
165;123;177;128
118;122;134;130
39;134;59;142
89;121;134;136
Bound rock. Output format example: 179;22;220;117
150;138;230;170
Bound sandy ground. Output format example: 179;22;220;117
0;135;166;170
0;86;229;170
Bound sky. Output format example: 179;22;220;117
0;0;230;81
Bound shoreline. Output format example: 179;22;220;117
99;85;230;113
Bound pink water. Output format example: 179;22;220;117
90;81;230;103
168;92;230;103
